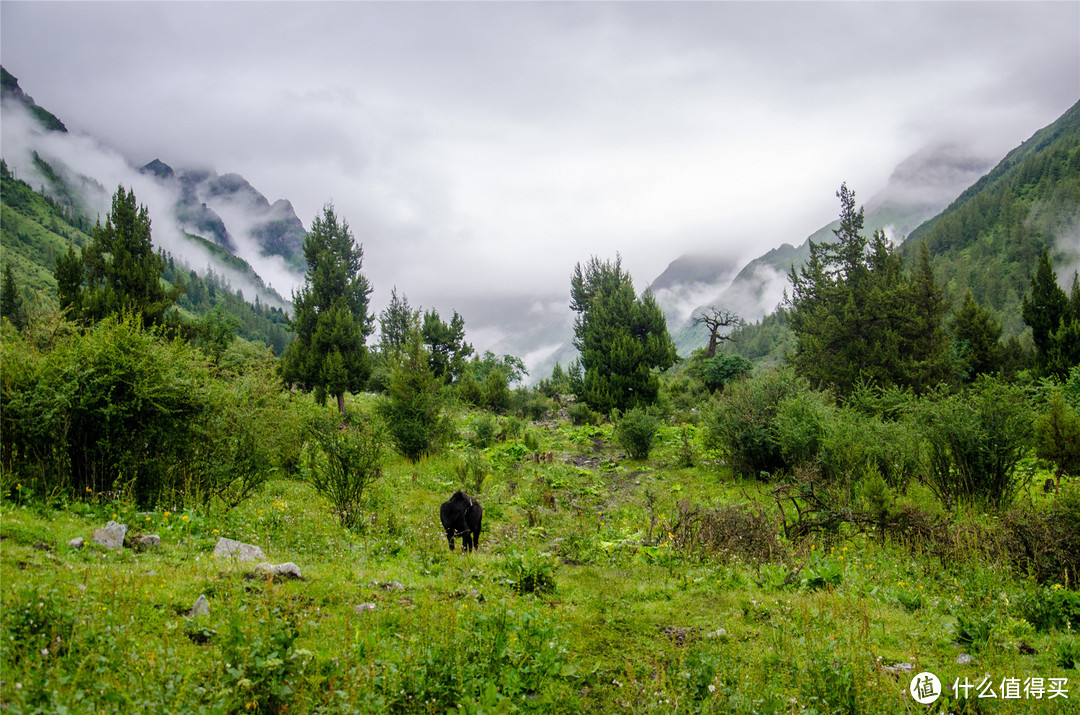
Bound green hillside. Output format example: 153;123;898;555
0;161;294;354
903;100;1080;337
713;101;1080;369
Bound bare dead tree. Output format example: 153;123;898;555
693;307;744;357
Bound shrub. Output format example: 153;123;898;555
917;377;1034;508
1;311;278;509
380;337;446;462
703;368;810;479
670;500;785;564
501;550;557;595
702;353;753;393
568;402;600;426
470;413;498;449
1035;388;1080;480
482;368;511;413
305;408;385;530
454;448;489;495
775;390;832;468
616;407;659;460
510;387;552;421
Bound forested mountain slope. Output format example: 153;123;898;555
902;99;1080;337
719;100;1080;368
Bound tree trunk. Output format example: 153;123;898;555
336;391;346;416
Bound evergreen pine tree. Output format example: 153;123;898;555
949;291;1003;382
422;309;473;384
378;287;419;358
281;203;373;415
1022;249;1070;361
81;186;183;326
1;263;26;330
570;255;677;413
787;185;951;395
1022;249;1077;378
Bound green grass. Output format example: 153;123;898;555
2;412;1077;713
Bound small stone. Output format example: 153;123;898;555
68;537;84;549
190;594;210;617
380;581;404;591
956;654;974;665
705;627;728;641
93;521;127;550
136;534;161;549
213;538;265;562
355;602;377;613
254;562;303;580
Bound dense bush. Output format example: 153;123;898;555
1;311;287;508
616;407;659;459
703;368;810;479
305;407;385;530
917;377;1034;508
702;353;754;393
380;337;447;462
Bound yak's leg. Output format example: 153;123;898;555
462;531;473;552
446;529;456;551
471;528;480;550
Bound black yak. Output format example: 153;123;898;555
440;491;482;552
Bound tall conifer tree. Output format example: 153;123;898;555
570;255;677;413
57;185;182;326
282;203;373;414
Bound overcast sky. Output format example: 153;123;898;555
2;1;1078;344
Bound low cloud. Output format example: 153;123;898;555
1;100;289;308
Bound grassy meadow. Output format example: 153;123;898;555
2;400;1077;714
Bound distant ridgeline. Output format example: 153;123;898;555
0;164;294;353
718;99;1080;367
0;66;296;354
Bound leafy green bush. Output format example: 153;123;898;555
1017;587;1080;632
1;311;281;509
510;387;552;421
380;337;447;462
305;407;385;530
500;550;557;595
703;368;810;479
470;413;498;449
616;407;659;460
1035;388;1080;479
454;448;489;495
918;377;1034;508
568;401;600;426
214;610;308;714
702;353;753;393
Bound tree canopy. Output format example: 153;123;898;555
54;185;183;327
281;203;373;414
570;255;678;413
786;184;951;395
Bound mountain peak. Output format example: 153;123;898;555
140;159;175;181
0;66;67;133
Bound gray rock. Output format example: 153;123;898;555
956;654;974;665
355;602;377;613
93;521;127;550
380;581;404;591
68;537;84;549
190;594;210;617
705;627;729;641
213;537;265;562
136;534;161;549
254;562;302;580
